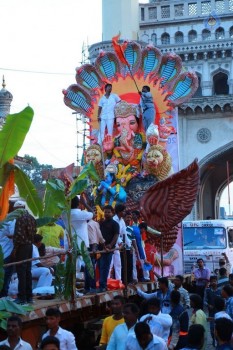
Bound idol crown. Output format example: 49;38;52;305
114;100;137;118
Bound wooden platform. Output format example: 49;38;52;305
23;281;157;322
0;281;157;349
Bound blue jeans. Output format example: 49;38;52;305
143;108;155;131
99;252;113;289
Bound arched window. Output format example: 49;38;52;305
141;34;149;44
215;27;225;39
202;29;211;41
193;74;202;97
188;30;197;42
161;33;170;45
174;31;184;44
230;26;233;38
213;72;229;95
151;33;157;45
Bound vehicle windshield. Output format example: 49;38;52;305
183;226;226;249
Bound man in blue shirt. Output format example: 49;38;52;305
107;303;139;350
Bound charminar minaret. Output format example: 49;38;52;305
102;0;139;41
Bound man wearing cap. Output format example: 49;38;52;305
12;200;37;304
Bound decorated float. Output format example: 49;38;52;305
63;35;200;276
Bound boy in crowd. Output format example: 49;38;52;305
215;318;233;350
42;308;77;350
99;295;125;349
107;303;139;350
204;275;221;345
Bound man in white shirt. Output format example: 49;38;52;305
0;316;32;350
63;196;93;275
63;196;93;249
42;308;78;350
97;83;121;142
111;204;130;281
31;243;53;288
107;303;139;350
0;220;15;297
126;322;167;350
139;297;172;343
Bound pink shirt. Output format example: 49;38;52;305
87;219;105;245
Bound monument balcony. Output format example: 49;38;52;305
179;95;233;115
139;0;233;25
154;38;233;57
88;39;233;64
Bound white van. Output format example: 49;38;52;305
183;220;233;274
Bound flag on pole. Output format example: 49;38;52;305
112;33;129;66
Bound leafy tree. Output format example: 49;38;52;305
18;155;53;198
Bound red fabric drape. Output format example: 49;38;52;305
112;33;129;66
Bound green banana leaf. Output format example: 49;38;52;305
0;299;32;330
14;166;43;217
54;262;66;299
0;310;11;319
68;179;88;199
77;162;100;182
0;246;4;292
63;253;76;300
68;162;99;199
80;241;94;279
43;179;67;218
0;106;34;168
0;318;7;330
0;299;27;314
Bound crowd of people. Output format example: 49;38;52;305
0;197;159;301
1;274;233;350
1;198;233;349
0;308;77;350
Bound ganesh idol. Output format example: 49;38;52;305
102;100;146;172
84;144;104;179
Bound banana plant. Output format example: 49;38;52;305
0;106;43;220
0;107;100;304
42;162;99;300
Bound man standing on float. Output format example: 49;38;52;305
139;85;156;131
98;83;121;142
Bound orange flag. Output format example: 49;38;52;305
112;33;129;66
0;160;15;220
